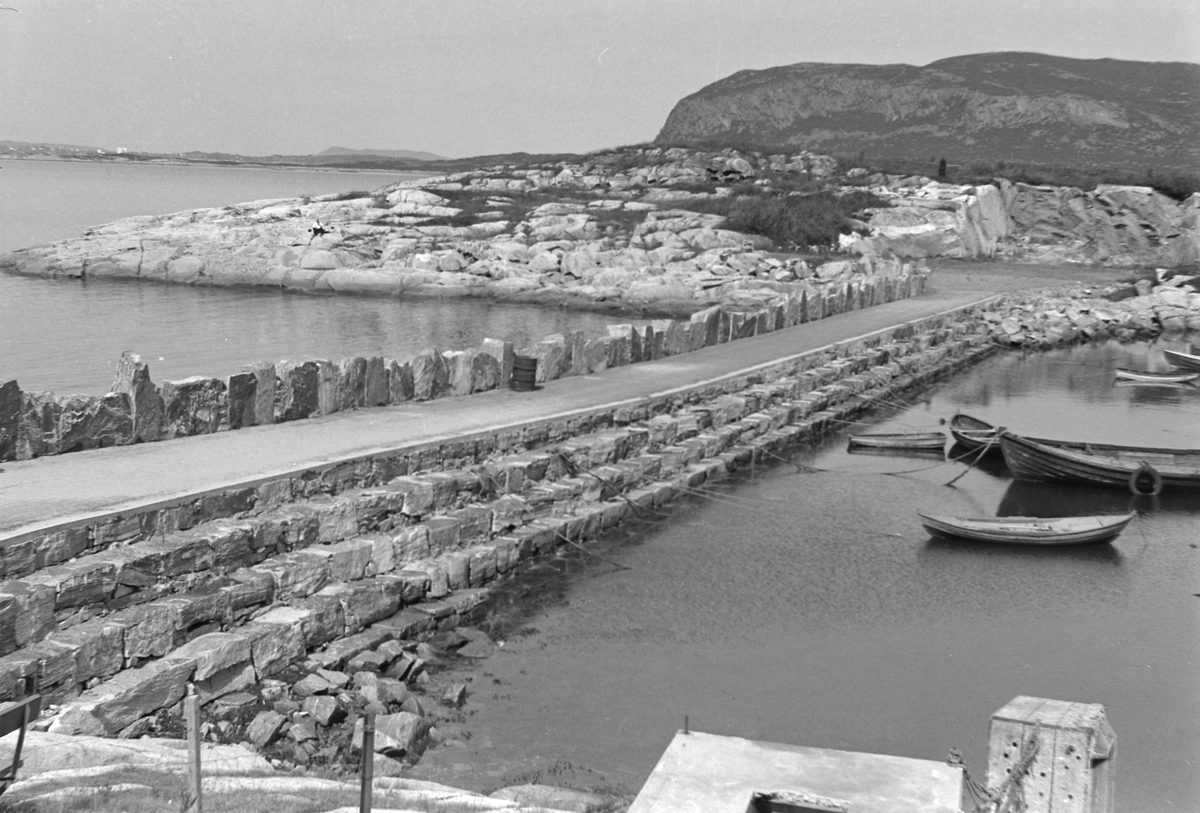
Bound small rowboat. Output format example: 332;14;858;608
999;431;1200;494
948;413;1002;454
917;512;1136;545
1114;367;1199;384
1163;348;1200;371
847;432;945;451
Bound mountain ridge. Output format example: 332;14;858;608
655;52;1200;171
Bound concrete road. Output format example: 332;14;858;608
0;287;1000;540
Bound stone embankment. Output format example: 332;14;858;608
845;173;1200;267
0;298;999;786
0;258;926;463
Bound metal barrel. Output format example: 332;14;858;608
511;355;538;391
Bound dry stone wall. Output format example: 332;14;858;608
0;297;1002;745
0;258;925;463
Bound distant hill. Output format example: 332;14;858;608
655;52;1200;171
318;147;446;162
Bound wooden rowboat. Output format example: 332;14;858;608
1114;367;1199;384
999;431;1200;493
917;512;1135;545
847;432;945;451
948;413;1002;454
1163;348;1200;371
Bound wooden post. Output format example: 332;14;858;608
359;711;375;813
987;696;1115;813
184;687;203;813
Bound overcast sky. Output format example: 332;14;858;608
2;0;1197;158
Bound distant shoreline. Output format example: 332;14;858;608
1;154;438;176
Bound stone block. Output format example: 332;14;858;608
295;593;346;646
467;546;497;587
361;533;395;576
442;551;471;590
110;352;164;443
28;559;118;610
56;392;134;452
359;711;429;755
160;376;227;438
252;551;330;599
0;581;55;649
410;348;449;401
386;359;414;403
0;380;20;462
425;517;462;555
324;582;400;632
364;356;389;406
247;710;287;747
311;496;360;543
158;589;232;636
337;356;368;410
274;360;320;421
48;618;126;682
222;568;275;611
325;538;374;582
247;362;277;425
448;505;493;543
167;632;251;681
526;334;567;382
391;525;430;564
316;359;339;415
195;661;257;705
34;525;91;572
83;656;196;734
241;608;310;677
480;338;514;388
225;370;259;430
16;390;61;459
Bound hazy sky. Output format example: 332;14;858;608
2;0;1198;158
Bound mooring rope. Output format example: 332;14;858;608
948;725;1040;813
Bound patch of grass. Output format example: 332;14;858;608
686;188;886;250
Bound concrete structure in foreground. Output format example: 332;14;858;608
627;729;964;813
629;696;1117;813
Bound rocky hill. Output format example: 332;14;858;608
656;52;1200;171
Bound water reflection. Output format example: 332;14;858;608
919;535;1125;566
996;480;1200;518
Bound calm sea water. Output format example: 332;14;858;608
413;340;1200;812
0;158;419;253
0;160;627;393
